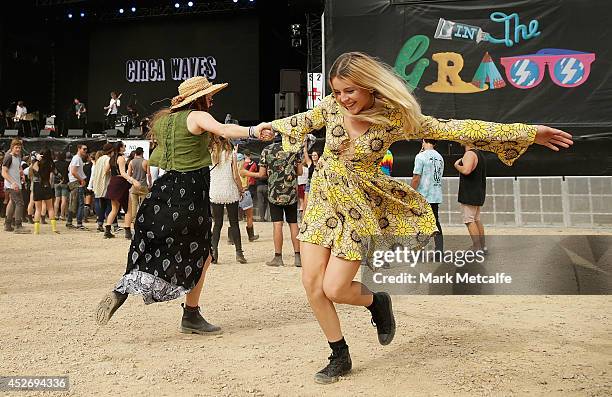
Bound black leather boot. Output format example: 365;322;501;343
180;304;221;334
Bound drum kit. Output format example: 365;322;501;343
4;111;40;135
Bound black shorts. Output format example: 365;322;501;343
269;202;298;223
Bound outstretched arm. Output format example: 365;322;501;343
187;111;273;140
261;95;333;153
408;115;572;166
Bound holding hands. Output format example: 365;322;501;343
253;122;275;141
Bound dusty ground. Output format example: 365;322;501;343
0;222;610;397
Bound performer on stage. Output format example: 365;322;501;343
74;98;87;129
104;92;121;130
14;101;27;137
260;52;573;384
96;76;273;333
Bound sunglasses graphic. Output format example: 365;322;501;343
500;49;595;89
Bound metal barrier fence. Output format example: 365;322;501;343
395;176;612;228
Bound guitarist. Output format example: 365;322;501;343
74;98;87;129
104;92;122;130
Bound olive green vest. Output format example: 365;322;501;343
149;110;212;172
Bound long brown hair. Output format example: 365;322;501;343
147;95;209;142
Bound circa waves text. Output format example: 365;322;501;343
125;56;218;82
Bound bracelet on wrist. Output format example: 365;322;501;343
248;126;256;139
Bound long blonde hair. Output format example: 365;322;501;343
210;137;233;165
329;52;423;135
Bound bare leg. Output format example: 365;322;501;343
45;199;55;220
476;220;486;248
465;222;481;249
61;196;68;219
273;221;283;253
185;255;213;307
289;223;300;252
34;201;42;223
245;208;254;228
300;242;342;341
105;200;120;226
323;256;373;307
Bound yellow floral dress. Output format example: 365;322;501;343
271;95;536;262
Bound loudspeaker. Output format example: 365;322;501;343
274;92;301;119
129;128;141;137
39;129;51;137
4;129;18;137
280;69;302;93
105;129;118;137
67;129;84;137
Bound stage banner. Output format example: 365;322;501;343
88;14;259;125
324;0;612;133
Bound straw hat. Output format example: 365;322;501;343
170;76;228;110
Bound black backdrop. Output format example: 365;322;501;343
325;0;612;176
88;14;260;125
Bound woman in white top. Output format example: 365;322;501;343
209;137;246;264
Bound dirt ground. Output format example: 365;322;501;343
1;222;610;397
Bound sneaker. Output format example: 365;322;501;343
113;226;124;233
97;225;104;233
369;292;396;346
180;304;221;334
66;223;75;229
265;255;284;267
75;225;87;230
314;348;352;384
96;290;128;325
294;253;302;267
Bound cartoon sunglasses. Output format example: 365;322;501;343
500;49;595;89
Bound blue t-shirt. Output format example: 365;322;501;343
413;149;444;204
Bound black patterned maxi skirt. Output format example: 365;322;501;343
114;167;212;304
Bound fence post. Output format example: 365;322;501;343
513;177;522;226
561;176;571;227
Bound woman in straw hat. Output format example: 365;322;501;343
260;52;573;384
96;76;273;334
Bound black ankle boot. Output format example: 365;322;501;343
314;346;352;384
96;290;128;325
104;225;114;239
180;304;221;334
236;250;247;264
246;226;259;242
124;227;132;240
367;292;396;345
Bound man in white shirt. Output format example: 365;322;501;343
14;101;27;136
66;144;88;230
2;139;28;233
104;92;121;130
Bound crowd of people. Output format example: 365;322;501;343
0;138;151;237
